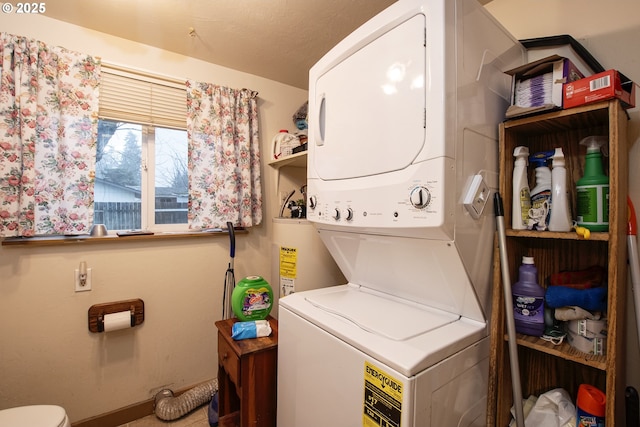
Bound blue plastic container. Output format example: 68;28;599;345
576;384;605;427
208;392;219;426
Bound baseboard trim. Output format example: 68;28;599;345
71;381;213;427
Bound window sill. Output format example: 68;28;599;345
1;229;245;247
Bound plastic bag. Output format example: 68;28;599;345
523;388;576;427
231;320;272;340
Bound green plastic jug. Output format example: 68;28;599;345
231;276;273;321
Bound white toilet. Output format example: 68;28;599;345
0;405;70;427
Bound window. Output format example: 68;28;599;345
94;121;188;232
96;66;188;232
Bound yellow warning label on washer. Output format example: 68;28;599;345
279;246;297;278
363;361;403;427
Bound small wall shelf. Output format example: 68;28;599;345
269;152;307;219
268;151;307;169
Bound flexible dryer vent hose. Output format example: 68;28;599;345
154;378;218;421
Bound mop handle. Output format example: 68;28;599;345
227;222;236;257
627;198;640;352
494;193;525;427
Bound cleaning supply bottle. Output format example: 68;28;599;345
272;129;300;159
512;146;531;230
576;384;606;427
577;136;609;232
231;275;274;321
529;151;553;230
548;148;572;232
513;256;545;336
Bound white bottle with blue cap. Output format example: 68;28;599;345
548;148;572;232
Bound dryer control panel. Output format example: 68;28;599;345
306;157;455;240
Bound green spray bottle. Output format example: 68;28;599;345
576;136;609;231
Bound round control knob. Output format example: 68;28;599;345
332;208;340;220
346;208;354;221
410;186;431;209
309;196;317;209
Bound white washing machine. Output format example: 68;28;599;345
277;0;525;425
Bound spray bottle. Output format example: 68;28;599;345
577;136;609;232
512;146;531;230
529;151;554;230
548;148;572;232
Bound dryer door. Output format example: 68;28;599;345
313;13;426;181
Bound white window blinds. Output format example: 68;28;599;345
99;65;187;130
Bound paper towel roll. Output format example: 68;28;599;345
103;311;132;332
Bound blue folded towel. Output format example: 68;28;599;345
545;286;607;312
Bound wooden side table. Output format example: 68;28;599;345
215;316;278;427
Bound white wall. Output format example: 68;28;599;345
486;0;640;395
0;14;307;423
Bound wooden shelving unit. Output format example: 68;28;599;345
487;100;629;426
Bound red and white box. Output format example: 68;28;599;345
563;69;636;109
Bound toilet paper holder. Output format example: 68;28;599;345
88;298;145;333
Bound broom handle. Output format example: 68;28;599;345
627;198;640;352
495;193;525;427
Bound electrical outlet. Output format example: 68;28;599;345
75;268;92;292
463;175;490;219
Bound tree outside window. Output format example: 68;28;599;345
94;119;188;231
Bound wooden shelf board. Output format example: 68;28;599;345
268;151;307;168
503;333;607;370
505;229;609;241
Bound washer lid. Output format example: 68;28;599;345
0;405;68;427
306;285;458;341
282;284;487;376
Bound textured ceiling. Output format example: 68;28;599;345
41;0;399;89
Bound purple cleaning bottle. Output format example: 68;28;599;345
513;256;546;336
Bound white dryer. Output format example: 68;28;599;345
277;0;525;425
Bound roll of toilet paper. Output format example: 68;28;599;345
103;311;132;332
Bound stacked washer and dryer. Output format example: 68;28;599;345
276;0;525;426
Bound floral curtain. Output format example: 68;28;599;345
186;80;262;228
0;33;100;237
